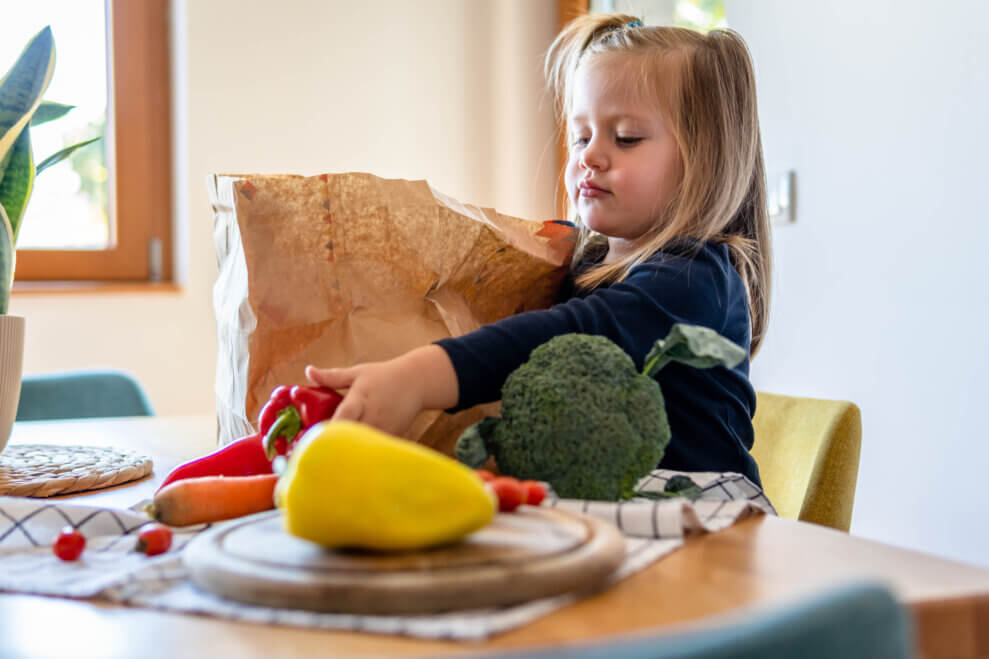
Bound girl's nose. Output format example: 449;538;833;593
580;137;608;171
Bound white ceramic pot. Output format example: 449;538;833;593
0;314;24;453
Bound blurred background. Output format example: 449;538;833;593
4;0;989;568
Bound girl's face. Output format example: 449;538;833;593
565;57;682;260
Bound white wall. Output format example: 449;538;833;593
729;0;989;566
10;0;559;417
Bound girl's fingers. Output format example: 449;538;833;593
331;394;364;423
305;364;355;389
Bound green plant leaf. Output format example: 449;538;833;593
642;323;747;377
0;128;34;242
0;148;11;188
0;26;55;167
31;100;74;126
0;203;14;314
36;135;99;175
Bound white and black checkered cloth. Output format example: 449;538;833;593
0;470;773;640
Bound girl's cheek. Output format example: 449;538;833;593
564;164;580;200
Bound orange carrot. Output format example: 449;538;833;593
146;474;279;526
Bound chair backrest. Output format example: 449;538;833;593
16;370;154;421
750;391;861;531
485;581;912;659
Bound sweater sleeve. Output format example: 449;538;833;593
435;242;746;412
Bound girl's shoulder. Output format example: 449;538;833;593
640;238;735;277
634;240;749;337
632;240;747;314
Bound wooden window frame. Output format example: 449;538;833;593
15;0;172;283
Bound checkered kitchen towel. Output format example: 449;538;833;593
0;470;773;641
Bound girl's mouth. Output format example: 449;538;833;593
578;180;609;198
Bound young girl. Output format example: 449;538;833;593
306;14;772;485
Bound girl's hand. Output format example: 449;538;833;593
305;345;459;437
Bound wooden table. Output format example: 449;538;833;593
3;416;988;658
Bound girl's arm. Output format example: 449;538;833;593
305;345;459;437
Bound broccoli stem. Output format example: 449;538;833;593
642;352;672;377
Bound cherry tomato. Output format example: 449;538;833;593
521;480;546;506
490;476;524;512
135;522;173;556
475;469;495;483
53;527;85;561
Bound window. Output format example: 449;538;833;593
589;0;726;31
10;0;172;284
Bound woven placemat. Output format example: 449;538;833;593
0;445;153;498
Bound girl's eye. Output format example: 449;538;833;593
572;136;589;147
617;136;642;146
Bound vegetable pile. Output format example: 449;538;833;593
150;384;342;526
156;385;342;493
455;323;745;501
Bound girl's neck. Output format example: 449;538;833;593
603;237;636;265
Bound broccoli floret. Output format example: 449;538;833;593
455;324;745;501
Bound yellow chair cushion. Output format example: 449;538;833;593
751;392;862;531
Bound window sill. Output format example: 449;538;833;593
11;281;183;296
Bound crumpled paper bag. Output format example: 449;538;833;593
209;172;576;455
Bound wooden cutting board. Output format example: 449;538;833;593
183;506;626;615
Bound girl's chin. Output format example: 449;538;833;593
582;216;618;236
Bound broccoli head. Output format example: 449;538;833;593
455;324;745;501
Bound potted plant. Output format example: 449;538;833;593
0;26;101;450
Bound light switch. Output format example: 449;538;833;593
769;170;797;225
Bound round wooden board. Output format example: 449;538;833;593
183;507;626;615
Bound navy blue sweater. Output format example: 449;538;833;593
435;240;761;486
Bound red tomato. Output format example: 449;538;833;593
136;523;173;556
53;527;85;561
475;469;495;482
490;476;524;512
521;480;546;506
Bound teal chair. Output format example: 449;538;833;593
15;370;154;421
488;582;912;659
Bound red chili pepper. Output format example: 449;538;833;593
156;433;272;493
260;385;343;459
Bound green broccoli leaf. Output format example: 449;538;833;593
642;323;747;377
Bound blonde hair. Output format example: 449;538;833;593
545;14;772;354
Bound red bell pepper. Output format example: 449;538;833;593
259;385;343;459
156;433;272;493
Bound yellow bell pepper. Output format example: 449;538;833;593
275;420;496;551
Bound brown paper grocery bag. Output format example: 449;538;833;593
209;172;576;455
